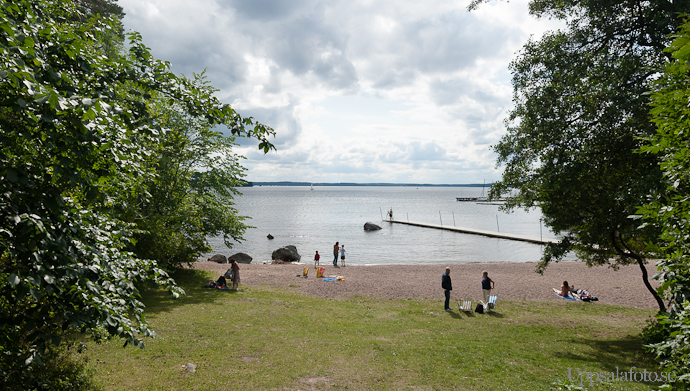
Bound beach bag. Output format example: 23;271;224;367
303;267;309;277
475;303;484;314
224;268;233;279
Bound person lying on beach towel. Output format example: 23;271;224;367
572;285;599;302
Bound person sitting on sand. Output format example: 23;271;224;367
560;281;572;298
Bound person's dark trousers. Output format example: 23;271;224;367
444;289;451;310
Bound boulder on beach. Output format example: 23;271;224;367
271;245;301;262
230;252;253;264
364;222;382;231
207;254;227;264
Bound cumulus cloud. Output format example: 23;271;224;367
118;0;560;184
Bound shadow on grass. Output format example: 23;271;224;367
554;335;657;377
138;268;238;314
446;311;462;319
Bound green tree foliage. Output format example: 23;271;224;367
480;0;689;312
639;19;690;389
120;72;255;269
0;0;274;386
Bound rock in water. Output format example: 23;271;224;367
271;245;301;262
364;222;382;231
230;252;253;264
207;254;227;264
267;234;274;239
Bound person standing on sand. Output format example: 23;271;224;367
333;242;339;266
442;267;452;311
230;258;240;290
340;245;347;267
314;251;320;268
481;271;494;303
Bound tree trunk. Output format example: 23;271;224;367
634;255;666;313
612;231;666;312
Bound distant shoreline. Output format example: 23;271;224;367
243;181;493;187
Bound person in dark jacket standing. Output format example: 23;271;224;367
442;267;452;311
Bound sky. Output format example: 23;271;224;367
117;0;562;184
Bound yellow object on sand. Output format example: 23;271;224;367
303;267;308;277
337;276;345;281
316;267;325;278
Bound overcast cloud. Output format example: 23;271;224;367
118;0;561;184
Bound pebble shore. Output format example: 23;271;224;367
193;260;661;310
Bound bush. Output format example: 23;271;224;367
0;342;100;391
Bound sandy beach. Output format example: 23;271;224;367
193;260;662;310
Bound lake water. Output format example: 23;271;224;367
205;186;560;265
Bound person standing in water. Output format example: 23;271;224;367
333;242;339;266
340;245;347;267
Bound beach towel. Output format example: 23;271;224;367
552;288;580;301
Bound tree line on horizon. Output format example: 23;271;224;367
243;181;491;187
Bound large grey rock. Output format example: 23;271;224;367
271;245;301;262
230;252;253;264
364;222;382;231
208;254;227;264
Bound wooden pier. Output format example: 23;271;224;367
383;219;559;245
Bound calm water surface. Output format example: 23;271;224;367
205;186;559;265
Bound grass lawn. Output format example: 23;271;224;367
82;269;661;390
